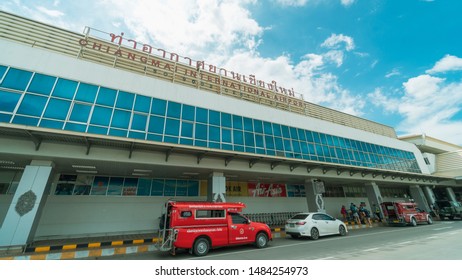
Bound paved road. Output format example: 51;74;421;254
91;220;462;260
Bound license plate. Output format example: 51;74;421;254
393;220;399;223
289;224;295;227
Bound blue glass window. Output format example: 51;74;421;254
0;90;21;112
91;176;109;195
182;104;195;121
232;115;243;129
133;95;151;113
96;87;117;106
137;179;151;196
222;128;232;143
17;94;47;116
39;119;64;129
165;118;180;136
188;181;199;196
69;103;91;123
209;110;220;126
244;118;253;132
263;121;273;135
109;128;127;137
0;65;7;80
151;98;166;116
221;113;231;127
27;73;56;95
255;134;264;148
65;122;86;132
111;109;131;129
164;180;176;196
233;130;244;145
209;126;220;142
281;125;290;138
265;136;275;150
298;129;306;141
75;83;98;103
254;120;263;133
1;68;32;91
129;131;145;140
195;123;207;140
181;121;193;138
90;106;112;126
0;113;11;123
274;137;284;151
244;132;255;146
290;127;299;140
116;91;135;110
12;115;39;126
52;78;77;99
196;107;208;123
151;179;164;196
131;113;147;131
148;115;165;134
167;101;181;118
88;125;108;135
107;177;124;196
273;124;282;137
43;98;71;120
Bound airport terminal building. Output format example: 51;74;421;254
0;11;461;249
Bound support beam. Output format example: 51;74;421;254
290;164;300;172
197;153;206;164
26;131;42;151
225;157;233;167
271;161;281;170
84;137;91;155
128;142;135;159
249;159;259;168
165;148;173;162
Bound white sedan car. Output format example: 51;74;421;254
285;212;348;240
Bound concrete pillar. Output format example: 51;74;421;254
364;182;384;218
207;172;226;202
422;185;437;207
0;160;54;248
304;179;325;213
409;185;431;213
445;187;457;203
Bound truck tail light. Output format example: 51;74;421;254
296;221;306;225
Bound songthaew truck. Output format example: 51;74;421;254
157;200;272;256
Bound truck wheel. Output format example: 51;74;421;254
255;232;268;248
310;227;319;240
411;217;417;227
193;238;210;256
427;216;433;225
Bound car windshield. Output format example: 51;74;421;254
291;214;309;220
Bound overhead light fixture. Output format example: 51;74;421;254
225;174;238;178
132;173;150;176
72;165;96;169
0;160;15;165
183;172;200;175
76;170;97;174
133;169;152;173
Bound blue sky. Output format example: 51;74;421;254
2;0;462;145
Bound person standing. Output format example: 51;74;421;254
350;203;361;226
340;205;348;221
373;204;382;222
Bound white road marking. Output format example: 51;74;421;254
363;247;379;252
432;227;452;231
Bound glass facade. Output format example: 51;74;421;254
0;65;421;173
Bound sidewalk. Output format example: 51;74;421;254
0;221;382;260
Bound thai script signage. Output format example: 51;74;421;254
78;29;305;108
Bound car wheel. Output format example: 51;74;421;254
255;232;268;248
427;216;433;225
310;227;319;240
193;237;210;256
339;225;347;236
410;217;417;227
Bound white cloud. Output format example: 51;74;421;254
321;33;355;51
370;72;462;145
426;54;462;74
385;68;400;78
324;50;344;67
36;6;64;17
275;0;309;6
341;0;356;6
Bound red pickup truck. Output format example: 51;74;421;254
157;200;272;256
381;202;433;226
